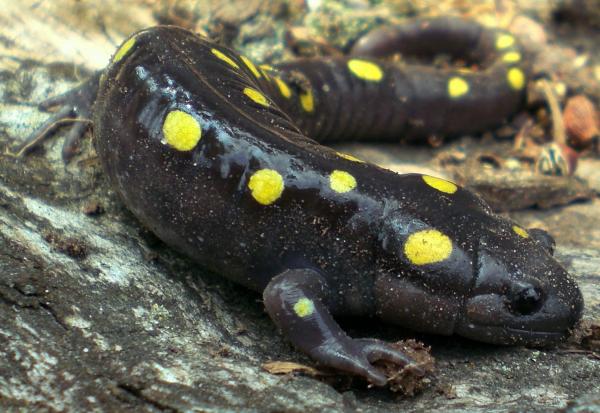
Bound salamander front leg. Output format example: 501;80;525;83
263;268;423;386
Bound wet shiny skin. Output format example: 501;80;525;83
32;19;583;385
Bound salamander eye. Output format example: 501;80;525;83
508;282;543;315
529;228;556;255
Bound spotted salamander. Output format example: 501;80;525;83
23;17;583;386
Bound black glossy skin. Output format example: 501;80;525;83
25;18;583;386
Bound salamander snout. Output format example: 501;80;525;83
455;246;584;346
506;278;583;335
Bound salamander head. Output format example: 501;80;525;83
455;226;584;345
375;197;583;346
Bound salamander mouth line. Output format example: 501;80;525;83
504;328;565;339
459;322;568;339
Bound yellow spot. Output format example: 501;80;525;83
422;175;457;194
112;36;136;63
502;51;521;63
211;48;239;69
329;170;356;193
496;33;515;50
162;110;202;151
259;64;274;79
248;169;284;205
347;59;383;82
448;77;470;98
507;67;525;90
404;229;453;266
300;89;314;113
513;225;529;238
336;152;364;163
274;77;292;99
293;297;315;318
243;87;270;107
241;55;261;78
457;67;473;74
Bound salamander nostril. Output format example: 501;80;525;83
509;284;543;315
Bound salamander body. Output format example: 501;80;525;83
25;18;583;385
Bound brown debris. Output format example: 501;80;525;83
263;339;434;395
580;322;600;352
539;79;567;146
564;95;600;150
82;200;105;216
42;231;88;259
285;27;343;57
569;319;600;352
373;339;435;395
262;361;327;378
436;383;458;399
427;134;445;148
